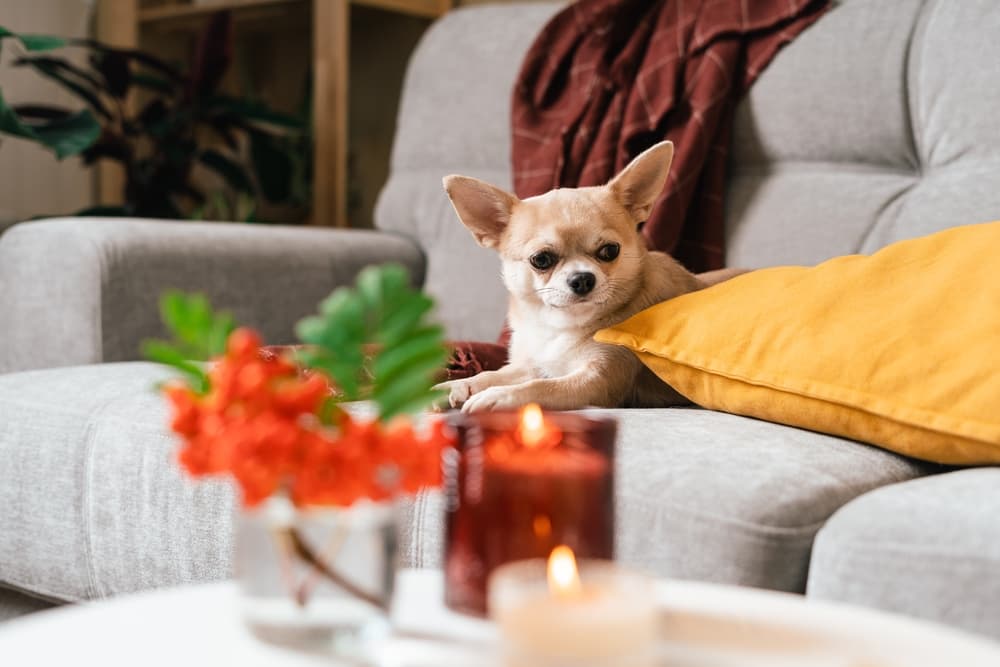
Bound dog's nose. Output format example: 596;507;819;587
568;272;596;296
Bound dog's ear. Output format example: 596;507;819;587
607;141;674;223
442;175;518;248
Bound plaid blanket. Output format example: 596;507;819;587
512;0;829;272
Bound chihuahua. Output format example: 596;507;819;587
436;141;744;412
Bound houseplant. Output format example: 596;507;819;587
0;12;305;221
144;263;452;655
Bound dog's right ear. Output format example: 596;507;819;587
443;175;518;248
607;141;674;223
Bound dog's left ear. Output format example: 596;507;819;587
443;175;519;248
607;141;674;223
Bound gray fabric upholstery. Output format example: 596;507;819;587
727;0;1000;268
807;469;1000;639
0;219;424;374
401;408;938;593
0;363;235;601
0;359;934;601
375;3;562;341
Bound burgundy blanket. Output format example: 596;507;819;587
448;0;830;379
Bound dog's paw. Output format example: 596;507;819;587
461;386;521;413
433;378;474;409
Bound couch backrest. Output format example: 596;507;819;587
376;3;562;341
377;0;1000;340
727;0;1000;268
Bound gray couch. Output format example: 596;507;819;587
1;0;999;639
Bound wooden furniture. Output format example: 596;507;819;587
95;0;453;228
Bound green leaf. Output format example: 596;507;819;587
0;88;100;158
208;311;235;356
31;109;102;158
377;295;434;347
374;345;447;391
298;350;362;401
0;27;67;52
294;263;447;422
378;390;446;424
373;366;446;422
372;325;445;380
157;290;234;360
140;340;210;394
14;56;112;119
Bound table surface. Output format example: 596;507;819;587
1;570;998;667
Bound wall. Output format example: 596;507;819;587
0;0;95;229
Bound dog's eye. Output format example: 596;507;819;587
529;251;557;271
596;243;620;262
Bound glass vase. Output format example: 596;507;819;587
235;496;397;660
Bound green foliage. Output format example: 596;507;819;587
0;27;67;53
142;266;446;420
0;88;100;158
141;291;235;394
296;264;448;421
0;16;308;221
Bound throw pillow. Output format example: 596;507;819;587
595;222;1000;464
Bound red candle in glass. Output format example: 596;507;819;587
443;405;616;616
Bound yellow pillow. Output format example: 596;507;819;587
595;222;1000;465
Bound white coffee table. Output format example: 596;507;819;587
1;570;998;666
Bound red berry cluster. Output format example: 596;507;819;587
165;328;451;507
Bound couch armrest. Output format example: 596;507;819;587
0;218;425;373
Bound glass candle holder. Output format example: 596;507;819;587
443;407;616;616
489;556;658;667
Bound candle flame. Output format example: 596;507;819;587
518;403;547;448
547;545;583;597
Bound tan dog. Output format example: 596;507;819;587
436;141;744;412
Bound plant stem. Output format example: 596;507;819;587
280;525;389;612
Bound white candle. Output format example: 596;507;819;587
489;546;658;667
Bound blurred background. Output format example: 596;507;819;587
0;0;527;233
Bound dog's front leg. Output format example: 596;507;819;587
461;364;629;413
434;364;537;409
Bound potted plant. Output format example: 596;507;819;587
0;12;305;221
144;263;452;657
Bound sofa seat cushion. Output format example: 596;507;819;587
0;362;939;602
0;363;235;603
807;469;1000;639
401;407;939;593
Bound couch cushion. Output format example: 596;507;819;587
375;3;562;341
807;469;1000;639
727;0;1000;268
0;363;940;602
401;407;939;593
0;363;235;602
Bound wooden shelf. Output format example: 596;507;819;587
353;0;450;19
140;0;448;25
140;0;307;24
102;0;449;227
